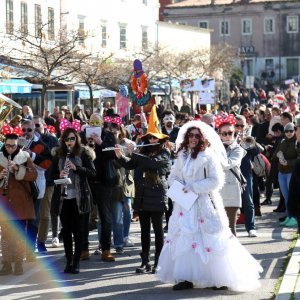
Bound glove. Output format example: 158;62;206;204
182;183;193;193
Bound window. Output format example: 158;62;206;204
142;26;148;49
6;0;14;34
287;16;298;33
20;1;28;36
265;59;274;70
220;20;229;36
78;16;85;45
35;4;42;37
242;19;252;35
119;24;127;49
199;21;208;29
264;17;275;34
48;7;54;40
101;24;107;48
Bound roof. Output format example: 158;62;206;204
167;0;292;8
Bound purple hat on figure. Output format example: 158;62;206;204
133;59;144;78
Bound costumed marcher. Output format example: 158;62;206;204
0;131;37;276
161;110;179;232
51;128;96;274
156;120;263;291
114;105;171;274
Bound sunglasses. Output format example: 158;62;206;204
35;124;41;128
285;130;294;133
149;136;158;140
220;131;234;137
188;133;201;139
22;128;33;132
235;124;245;128
64;137;76;142
5;144;17;149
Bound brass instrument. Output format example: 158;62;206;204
0;93;22;142
240;136;256;150
62;147;71;197
2;155;11;196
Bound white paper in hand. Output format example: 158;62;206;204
86;126;101;138
167;180;198;211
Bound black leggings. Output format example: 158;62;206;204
139;210;164;264
60;199;84;262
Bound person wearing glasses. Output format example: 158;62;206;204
114;125;171;274
276;123;299;227
32;117;59;252
234;115;259;236
156;121;262;291
51;128;96;274
21;120;52;261
218;121;246;236
0;133;37;276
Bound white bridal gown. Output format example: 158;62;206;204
156;149;263;292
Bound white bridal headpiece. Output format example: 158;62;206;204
175;120;227;166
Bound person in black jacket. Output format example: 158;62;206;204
51;128;96;274
115;128;171;274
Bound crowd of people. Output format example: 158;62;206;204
0;84;300;293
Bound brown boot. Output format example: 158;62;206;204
0;262;12;275
80;250;90;261
14;261;23;276
101;250;115;262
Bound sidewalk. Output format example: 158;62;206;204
0;196;297;300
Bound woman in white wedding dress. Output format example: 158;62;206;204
156;121;263;291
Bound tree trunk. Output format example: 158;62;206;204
88;85;94;112
41;85;48;117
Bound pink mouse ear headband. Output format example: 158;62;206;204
104;115;122;126
59;119;81;132
1;124;23;136
214;114;236;129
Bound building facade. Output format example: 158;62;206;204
163;0;300;83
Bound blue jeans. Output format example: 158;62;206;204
123;197;132;239
111;197;133;247
112;201;124;248
278;172;292;214
27;198;42;251
242;174;256;232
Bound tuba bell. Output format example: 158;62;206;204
240;136;256;150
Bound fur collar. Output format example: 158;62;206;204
0;150;29;167
51;145;96;161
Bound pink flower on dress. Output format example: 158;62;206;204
165;240;170;244
205;247;211;253
199;218;204;223
192;243;197;249
179;211;183;217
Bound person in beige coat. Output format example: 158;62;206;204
218;123;246;236
0;133;37;276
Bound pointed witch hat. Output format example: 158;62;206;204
141;105;169;142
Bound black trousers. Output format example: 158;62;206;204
139;210;164;265
60;198;84;262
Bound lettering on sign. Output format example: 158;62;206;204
239;46;255;54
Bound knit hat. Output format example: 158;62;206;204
284;122;295;131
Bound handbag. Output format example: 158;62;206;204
229;168;247;192
30;181;40;202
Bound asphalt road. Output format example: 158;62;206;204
0;195;296;300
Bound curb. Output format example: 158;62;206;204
276;237;300;300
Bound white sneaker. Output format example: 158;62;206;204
248;230;257;237
52;237;60;248
123;237;134;247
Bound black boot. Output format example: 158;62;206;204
71;259;80;274
136;252;151;274
64;260;72;273
0;262;12;275
261;199;272;205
